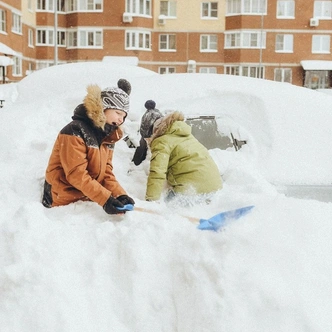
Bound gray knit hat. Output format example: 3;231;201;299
101;79;131;114
140;100;163;138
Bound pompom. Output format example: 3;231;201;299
144;100;156;110
117;78;131;95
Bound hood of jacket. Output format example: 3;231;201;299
79;84;107;130
151;111;190;141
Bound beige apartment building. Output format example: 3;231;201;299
0;0;331;89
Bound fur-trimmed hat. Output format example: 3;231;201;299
101;79;131;114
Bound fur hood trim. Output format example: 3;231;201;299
83;85;106;129
150;111;184;141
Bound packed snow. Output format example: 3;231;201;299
0;62;332;332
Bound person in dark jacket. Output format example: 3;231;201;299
132;100;163;166
42;79;135;215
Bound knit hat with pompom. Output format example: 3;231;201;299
101;79;131;114
144;100;156;110
140;100;163;138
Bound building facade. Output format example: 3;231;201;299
0;0;331;88
225;0;332;87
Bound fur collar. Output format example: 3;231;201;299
150;111;184;141
83;85;106;129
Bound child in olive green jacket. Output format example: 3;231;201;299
145;111;222;201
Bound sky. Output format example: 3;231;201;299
1;62;332;332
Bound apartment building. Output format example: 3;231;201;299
0;0;331;89
225;0;332;88
0;0;30;82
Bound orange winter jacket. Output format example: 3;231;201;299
42;85;127;208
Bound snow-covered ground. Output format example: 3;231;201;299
0;62;332;332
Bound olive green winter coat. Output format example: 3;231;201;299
145;112;222;201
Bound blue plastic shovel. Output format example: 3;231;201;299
196;205;254;231
117;204;254;232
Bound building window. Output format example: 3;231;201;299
13;56;22;76
28;28;34;47
57;30;66;46
12;12;22;34
274;68;292;83
37;0;65;11
38;29;71;47
225;65;240;75
0;9;6;33
202;2;218;18
277;0;295;18
312;35;330;53
67;0;76;11
59;0;66;11
304;70;330;89
242;32;265;47
67;31;77;47
0;66;6;81
36;61;52;70
275;34;293;52
38;0;55;10
37;0;52;10
67;0;102;11
314;1;332;18
126;31;151;50
37;29;54;45
160;1;177;17
67;31;76;46
80;30;102;47
226;0;267;15
227;0;241;14
225;31;266;49
85;0;102;10
126;0;151;15
67;30;102;48
159;34;176;51
200;67;217;73
25;62;34;75
243;0;267;13
159;67;176;74
225;32;240;47
225;65;264;78
242;65;264;78
187;60;196;73
201;35;218;52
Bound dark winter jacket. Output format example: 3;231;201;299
145;112;222;201
42;85;126;208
